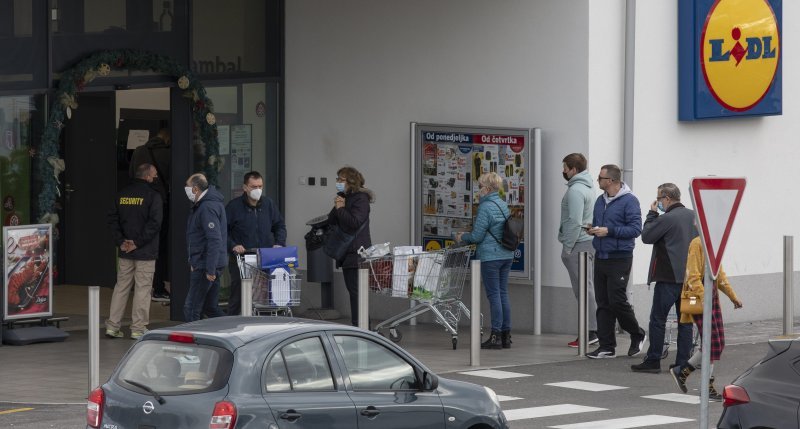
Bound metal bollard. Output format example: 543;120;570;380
88;286;100;393
578;252;588;356
241;277;253;317
784;236;794;336
358;268;369;330
470;260;481;366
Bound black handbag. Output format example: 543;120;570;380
323;221;367;261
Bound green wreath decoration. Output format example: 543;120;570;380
36;48;223;227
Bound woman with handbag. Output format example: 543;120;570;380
456;172;515;350
670;236;743;400
328;166;374;326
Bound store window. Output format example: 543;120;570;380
193;83;279;204
191;0;281;77
0;0;45;86
0;96;43;226
51;0;188;73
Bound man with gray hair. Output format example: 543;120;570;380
631;183;696;373
184;173;227;321
559;153;598;347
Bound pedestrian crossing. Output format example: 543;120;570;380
458;369;701;428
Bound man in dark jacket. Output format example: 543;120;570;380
184;173;227;322
130;128;171;301
225;171;287;315
106;164;162;339
586;164;646;359
631;183;696;373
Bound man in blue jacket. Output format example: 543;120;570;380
225;171;287;315
184;173;227;322
586;164;646;359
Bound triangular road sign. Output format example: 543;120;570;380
689;178;746;279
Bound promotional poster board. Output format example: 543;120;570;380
3;224;53;320
412;124;535;279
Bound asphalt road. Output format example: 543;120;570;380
0;341;773;428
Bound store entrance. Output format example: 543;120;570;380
59;89;172;289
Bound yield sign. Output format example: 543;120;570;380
689;178;746;279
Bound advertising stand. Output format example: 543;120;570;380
411;123;537;280
2;224;67;345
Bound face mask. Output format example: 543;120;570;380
248;188;262;200
562;172;570;181
335;182;346;193
657;201;665;212
184;186;195;202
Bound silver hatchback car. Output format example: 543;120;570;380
87;317;509;429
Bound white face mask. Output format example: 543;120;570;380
248;188;262;201
184;186;195;202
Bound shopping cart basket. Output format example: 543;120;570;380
361;245;479;349
237;254;301;316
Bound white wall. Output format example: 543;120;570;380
286;0;590;293
285;0;798;329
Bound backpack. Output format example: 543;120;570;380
487;200;523;251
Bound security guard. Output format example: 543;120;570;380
106;163;163;339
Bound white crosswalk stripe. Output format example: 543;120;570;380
545;381;627;391
548;415;694;428
457;369;532;379
497;395;523;402
642;393;701;404
503;404;606;421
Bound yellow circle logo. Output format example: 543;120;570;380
701;0;780;111
425;241;442;251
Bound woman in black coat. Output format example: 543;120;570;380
328;166;374;326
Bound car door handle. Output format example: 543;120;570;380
279;410;302;421
360;406;380;418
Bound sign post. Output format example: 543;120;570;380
689;177;746;428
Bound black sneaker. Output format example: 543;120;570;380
586;348;616;359
670;364;693;394
152;291;171;302
588;331;599;345
708;376;723;402
628;330;646;357
630;359;661;373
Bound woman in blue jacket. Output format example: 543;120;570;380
457;172;515;349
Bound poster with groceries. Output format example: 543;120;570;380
3;224;53;320
416;125;529;276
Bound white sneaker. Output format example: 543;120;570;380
130;330;149;340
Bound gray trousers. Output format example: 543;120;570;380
561;240;597;332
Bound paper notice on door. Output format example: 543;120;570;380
127;130;150;149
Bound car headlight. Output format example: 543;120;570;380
484;386;500;407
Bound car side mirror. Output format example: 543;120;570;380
422;371;438;391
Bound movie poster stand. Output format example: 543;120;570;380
2;224;68;346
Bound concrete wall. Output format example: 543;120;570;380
285;1;799;333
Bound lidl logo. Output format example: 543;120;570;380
679;0;782;120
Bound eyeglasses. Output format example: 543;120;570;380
656;195;668;200
597;176;612;181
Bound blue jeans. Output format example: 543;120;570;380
481;259;512;332
645;281;693;366
184;268;227;322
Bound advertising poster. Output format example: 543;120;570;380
230;124;252;198
3;224;53;320
414;124;532;278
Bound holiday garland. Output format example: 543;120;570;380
36;49;222;227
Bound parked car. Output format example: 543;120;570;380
717;337;800;429
87;316;509;429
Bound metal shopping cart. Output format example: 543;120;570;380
237;254;301;316
361;245;479;349
661;304;700;360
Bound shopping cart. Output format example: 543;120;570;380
661;304;700;360
361;245;479;349
237;254;301;316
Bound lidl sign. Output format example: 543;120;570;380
679;0;782;120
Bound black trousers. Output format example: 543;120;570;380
594;257;642;350
227;255;242;316
152;206;170;294
342;267;359;326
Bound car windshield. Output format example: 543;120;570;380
114;340;233;395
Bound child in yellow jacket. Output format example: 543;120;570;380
671;237;743;400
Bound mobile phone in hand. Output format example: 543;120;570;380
581;225;591;230
337;192;346;198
